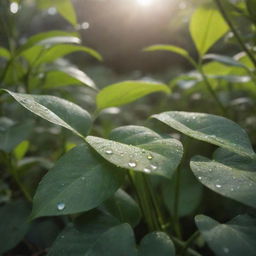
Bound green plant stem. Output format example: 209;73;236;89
173;164;182;239
181;231;200;256
214;0;256;68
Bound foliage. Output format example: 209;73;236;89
0;0;256;255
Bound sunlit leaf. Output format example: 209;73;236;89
3;90;92;138
190;148;256;208
0;47;11;60
138;232;175;256
14;140;30;161
96;80;170;110
195;214;256;256
86;126;183;179
31;144;124;218
152;111;255;158
190;5;229;56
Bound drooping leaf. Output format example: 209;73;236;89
96;81;170;110
38;0;77;26
190;148;256;208
86;126;183;179
190;5;229;56
0;200;30;254
0;119;33;153
3;90;92;138
31;144;124;218
101;189;141;227
0;47;11;60
152;111;255;158
47;210;120;256
195;214;256;256
144;44;192;61
138;232;175;256
85;223;137;256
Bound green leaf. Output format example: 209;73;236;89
189;5;229;56
0;119;33;153
101;189;141;227
3;90;92;138
162;168;203;217
38;0;77;26
85;223;137;256
14;140;30;161
246;0;256;22
96;80;170;110
190;148;256;208
152;111;255;158
144;44;191;60
86;126;183;179
138;232;175;256
31;144;124;218
195;214;256;256
0;200;30;254
0;47;11;60
47;210;120;256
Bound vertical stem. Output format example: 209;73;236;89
214;0;256;68
181;231;200;256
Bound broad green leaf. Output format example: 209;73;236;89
31;144;124;218
152;111;255;158
96;81;170;110
190;5;229;56
204;54;247;69
85;223;137;256
38;0;77;26
0;120;33;153
47;210;120;256
86;126;183;179
101;189;141;227
190;148;256;208
0;47;11;60
14;140;30;161
162;168;203;217
17;30;79;55
0;200;30;254
3;90;92;138
138;232;175;256
36;44;102;63
195;214;256;256
144;44;191;60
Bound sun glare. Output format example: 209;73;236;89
136;0;154;7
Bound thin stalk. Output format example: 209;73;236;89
181;231;200;256
214;0;256;68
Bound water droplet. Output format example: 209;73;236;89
230;187;234;191
142;149;146;153
144;168;151;173
105;149;113;155
57;202;65;211
147;154;153;160
128;162;137;168
150;164;157;170
81;176;86;180
198;176;202;180
215;184;222;188
223;247;229;253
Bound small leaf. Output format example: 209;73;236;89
144;44;191;60
14;140;30;161
152;111;255;158
190;148;256;208
3;90;92;138
190;5;229;56
195;214;256;256
138;232;175;256
85;223;137;256
31;144;124;218
101;189;141;227
0;200;30;254
86;126;183;179
38;0;77;26
96;80;170;110
0;47;11;60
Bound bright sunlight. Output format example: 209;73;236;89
136;0;154;7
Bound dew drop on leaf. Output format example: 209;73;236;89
215;184;222;188
128;162;137;168
150;164;157;170
144;168;151;173
147;154;153;160
105;149;113;155
198;176;202;180
57;202;66;211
